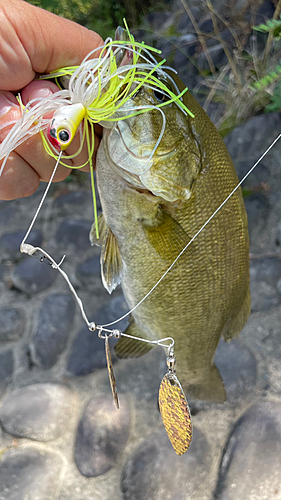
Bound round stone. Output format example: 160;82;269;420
215;338;257;402
32;293;76;368
121;427;211;500
215;401;281;499
75;255;101;290
67;295;128;376
55;219;93;249
0;307;25;342
0;383;73;441
53;190;91;208
75;396;131;477
250;257;281;311
95;294;129;333
0;229;43;259
0;350;14;399
244;193;270;245
11;258;56;295
0;264;5;280
67;325;109;376
0;447;63;500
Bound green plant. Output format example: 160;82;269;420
253;14;281;38
181;0;281;135
27;0;163;39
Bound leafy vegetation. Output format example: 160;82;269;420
27;0;160;39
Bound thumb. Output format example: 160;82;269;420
0;0;104;91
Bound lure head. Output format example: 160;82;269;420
47;103;86;151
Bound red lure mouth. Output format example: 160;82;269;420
47;120;61;151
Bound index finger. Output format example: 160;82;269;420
0;0;103;90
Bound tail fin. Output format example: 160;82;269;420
183;364;226;403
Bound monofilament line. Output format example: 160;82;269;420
100;131;281;328
20;151;63;250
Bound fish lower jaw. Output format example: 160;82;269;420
128;183;156;197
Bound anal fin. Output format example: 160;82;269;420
115;320;154;358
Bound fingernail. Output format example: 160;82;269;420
0;93;17;117
28;87;54;101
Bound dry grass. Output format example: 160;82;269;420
182;0;281;135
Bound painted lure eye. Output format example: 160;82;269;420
58;129;71;143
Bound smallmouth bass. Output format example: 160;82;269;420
91;60;250;402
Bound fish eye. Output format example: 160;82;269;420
58;129;70;143
153;89;167;102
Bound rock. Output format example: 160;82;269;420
0;350;14;399
75;255;101;290
55;219;92;249
0;308;25;342
0;264;5;280
146;11;171;31
0;229;43;259
67;325;109;376
255;0;275;25
32;293;75;369
250;257;281;311
242;307;281;361
53;190;91;208
121;427;211;500
0;383;72;441
215;401;281;499
176;8;199;34
224;113;281;177
198;18;213;34
0;447;63;500
234;160;270;188
275;222;281;247
0;201;17;226
67;295;128;376
244;193;270;246
11;258;56;295
196;43;227;71
172;37;198;87
116;347;166;404
94;294;129;332
75;396;131;477
215;338;257;402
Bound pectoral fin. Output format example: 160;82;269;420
141;209;191;262
90;214;122;293
101;228;122;294
115;320;154;358
90;213;108;247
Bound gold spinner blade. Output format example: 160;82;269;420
159;374;192;455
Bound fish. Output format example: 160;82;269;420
91;48;251;403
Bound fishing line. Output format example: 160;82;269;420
100;131;281;328
20;150;63;252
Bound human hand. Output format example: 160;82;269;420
0;0;103;200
